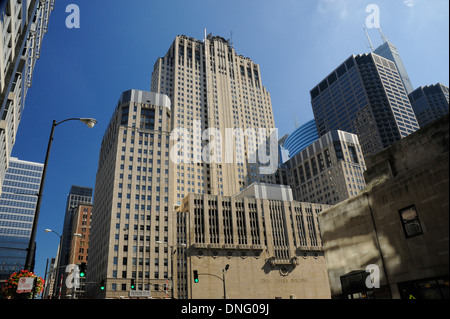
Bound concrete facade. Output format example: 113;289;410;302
176;185;332;299
87;90;173;299
319;114;449;299
278;130;367;206
151;34;277;205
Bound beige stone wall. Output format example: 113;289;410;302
319;115;449;299
178;192;332;299
188;251;331;299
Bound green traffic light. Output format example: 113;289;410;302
193;270;199;283
80;272;85;277
100;286;105;290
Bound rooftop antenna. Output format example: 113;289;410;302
294;116;299;129
378;27;388;44
204;28;207;43
363;24;375;51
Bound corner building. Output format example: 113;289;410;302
176;184;332;299
87;90;173;299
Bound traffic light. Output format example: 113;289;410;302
193;270;199;283
100;280;105;291
131;279;136;290
79;263;87;278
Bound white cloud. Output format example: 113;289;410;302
317;0;353;19
403;0;415;7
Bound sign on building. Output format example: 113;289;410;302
129;290;151;298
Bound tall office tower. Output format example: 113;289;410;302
279;131;366;206
283;119;319;159
311;53;420;158
374;40;414;94
150;34;277;204
408;83;449;129
0;0;54;195
56;185;92;297
0;157;43;280
87;90;172;299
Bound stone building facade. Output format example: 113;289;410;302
278;130;367;206
175;183;332;299
319;115;449;299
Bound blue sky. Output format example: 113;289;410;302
10;0;449;281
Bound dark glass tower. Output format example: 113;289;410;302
409;83;449;128
310;53;420;158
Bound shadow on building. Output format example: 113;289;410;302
319;114;449;299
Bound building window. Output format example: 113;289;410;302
399;205;423;238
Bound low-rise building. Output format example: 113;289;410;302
175;183;332;299
319;114;449;299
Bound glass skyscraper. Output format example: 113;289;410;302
374;41;414;94
0;157;43;280
408;83;449;129
311;53;420;158
283;119;319;158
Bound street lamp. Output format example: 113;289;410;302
43;229;82;299
156;241;187;298
24;118;97;271
223;264;230;300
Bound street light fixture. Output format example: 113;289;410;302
223;264;230;300
155;241;187;298
24;118;97;271
43;229;84;299
78;118;98;128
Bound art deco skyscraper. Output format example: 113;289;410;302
88;34;278;299
150;34;277;204
87;90;173;299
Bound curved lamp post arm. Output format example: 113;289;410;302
24;118;97;271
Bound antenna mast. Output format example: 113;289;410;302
378;27;388;44
363;24;375;51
